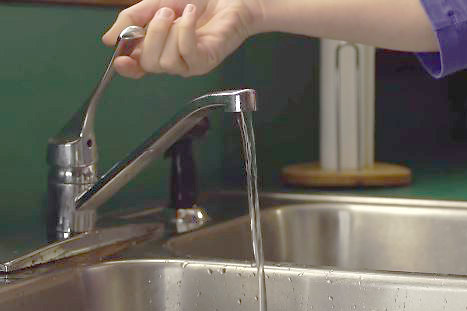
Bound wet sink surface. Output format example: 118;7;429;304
3;194;467;310
2;259;467;311
167;194;467;276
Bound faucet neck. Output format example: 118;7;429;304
47;89;257;236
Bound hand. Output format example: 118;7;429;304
102;0;263;78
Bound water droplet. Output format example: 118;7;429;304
237;298;242;304
237;272;242;277
181;262;189;268
197;291;202;297
352;305;357;310
328;296;334;301
219;268;226;274
288;277;292;282
177;280;182;286
326;279;332;284
254;296;258;301
207;268;213;275
148;280;152;284
177;302;181;307
298;272;304;277
266;275;270;279
159;274;162;279
252;272;256;277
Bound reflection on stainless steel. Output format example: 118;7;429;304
1;223;163;273
174;207;209;233
47;23;256;239
167;192;467;276
1;259;467;310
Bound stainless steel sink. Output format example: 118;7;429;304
2;259;467;311
167;193;467;276
4;193;467;310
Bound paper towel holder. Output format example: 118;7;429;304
281;41;411;188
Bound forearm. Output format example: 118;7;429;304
250;0;439;52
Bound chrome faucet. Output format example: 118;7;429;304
47;27;257;239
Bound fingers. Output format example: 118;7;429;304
158;20;188;75
178;4;203;74
106;3;205;77
102;0;161;46
139;7;177;74
114;56;145;79
140;4;201;76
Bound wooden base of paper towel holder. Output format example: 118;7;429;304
281;162;411;187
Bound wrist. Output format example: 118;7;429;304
245;0;296;35
242;0;270;35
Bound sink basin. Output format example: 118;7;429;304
2;259;467;310
4;193;467;310
167;193;467;276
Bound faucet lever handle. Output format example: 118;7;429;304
48;26;146;168
88;26;146;120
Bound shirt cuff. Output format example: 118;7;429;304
416;0;467;78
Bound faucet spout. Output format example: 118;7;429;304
77;89;256;211
48;88;256;236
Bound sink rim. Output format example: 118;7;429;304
227;190;467;210
3;258;467;311
3;258;467;290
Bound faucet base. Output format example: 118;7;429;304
72;209;97;233
174;207;209;233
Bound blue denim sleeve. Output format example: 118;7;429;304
416;0;467;78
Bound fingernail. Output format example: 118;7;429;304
157;7;173;18
184;4;195;14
